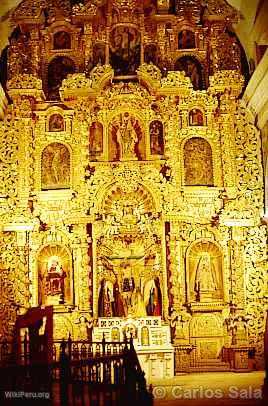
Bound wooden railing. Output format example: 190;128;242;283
0;336;153;406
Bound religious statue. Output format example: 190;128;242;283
169;310;188;344
150;120;164;155
144;277;162;316
98;279;113;317
116;114;138;161
194;252;217;302
89;122;103;156
112;279;125;317
133;287;147;317
46;256;66;303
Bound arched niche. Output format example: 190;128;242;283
37;245;72;306
109;26;141;75
175;55;203;90
41;142;70;190
141;326;150;345
144;44;159;65
109;113;145;161
150;120;164;155
178;30;195;49
187;241;223;303
184;137;213;186
89;121;103;159
189;109;204;126
47;56;75;100
53;31;71;50
49;113;64;132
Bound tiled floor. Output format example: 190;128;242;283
149;371;267;406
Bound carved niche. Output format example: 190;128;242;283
89;121;103;158
41;142;70;190
109;113;145;161
37;245;72;306
47;56;75;100
187;241;224;303
178;30;195;49
109;26;141;75
150;120;164;155
189;109;204;126
175;56;203;90
49;114;65;132
184;137;213;186
53;31;71;50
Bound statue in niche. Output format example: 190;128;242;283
89;122;103;156
194;252;218;302
144;44;158;65
46;256;66;303
112;279;125;317
53;31;71;50
47;56;75;100
98;279;113;317
133;287;147;318
150;120;164;155
189;109;204;126
38;246;71;306
110;26;141;75
41;142;70;190
49;114;64;132
116;113;138;160
184;137;213;186
175;56;202;90
178;30;195;49
144;277;162;316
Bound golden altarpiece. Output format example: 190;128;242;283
0;0;267;378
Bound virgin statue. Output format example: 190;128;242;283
112;279;125;317
116;114;138;160
98;279;113;317
194;252;217;300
